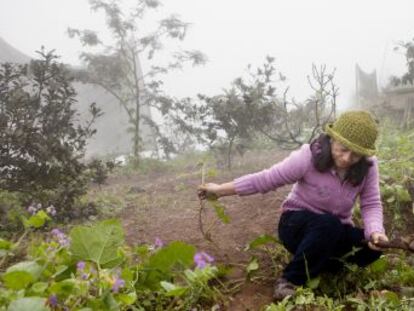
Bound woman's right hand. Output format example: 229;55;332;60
197;183;221;200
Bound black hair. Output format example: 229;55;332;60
310;133;372;186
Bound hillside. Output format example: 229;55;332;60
0;36;155;157
0;37;31;63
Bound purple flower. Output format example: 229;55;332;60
194;251;214;269
51;228;63;236
76;261;86;271
47;294;58;307
59;237;70;247
111;277;125;293
76;261;90;280
51;228;70;247
154;237;164;249
46;205;57;216
27;204;37;215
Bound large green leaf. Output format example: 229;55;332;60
141;241;196;289
49;279;78;296
2;261;43;290
2;271;33;290
7;297;48;311
6;261;42;280
70;219;124;267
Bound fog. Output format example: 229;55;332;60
1;0;413;109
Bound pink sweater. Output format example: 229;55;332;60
234;144;385;240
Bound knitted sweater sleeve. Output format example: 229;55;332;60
233;144;311;195
360;157;385;240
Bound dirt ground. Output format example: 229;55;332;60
105;149;292;310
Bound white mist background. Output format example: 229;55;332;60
1;0;413;110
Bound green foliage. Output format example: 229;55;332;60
245;227;414;310
3;261;42;290
378;127;414;233
0;190;27;234
23;211;51;229
7;297;49;311
0;238;12;257
2;270;34;290
86;190;125;219
171;57;289;169
0;49;101;219
263;252;414;310
141;241;196;290
264;287;345;311
246;234;279;250
0;219;222;310
70;219;124;268
390;38;414;86
86;159;115;186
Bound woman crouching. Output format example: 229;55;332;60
198;110;389;300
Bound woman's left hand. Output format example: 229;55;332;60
368;232;389;251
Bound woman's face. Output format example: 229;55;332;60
331;139;363;169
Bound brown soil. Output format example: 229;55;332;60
103;150;292;310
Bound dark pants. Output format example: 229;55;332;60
278;210;382;286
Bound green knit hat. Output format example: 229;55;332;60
325;110;378;157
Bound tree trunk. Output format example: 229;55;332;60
226;136;235;170
133;97;141;167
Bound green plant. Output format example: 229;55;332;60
0;48;101;218
378;127;414;234
0;219;224;310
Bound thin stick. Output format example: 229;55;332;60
198;162;212;242
362;239;414;252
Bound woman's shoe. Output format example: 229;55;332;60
273;277;296;301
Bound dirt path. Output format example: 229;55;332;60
107;150;292;310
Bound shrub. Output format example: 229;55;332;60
0;48;101;218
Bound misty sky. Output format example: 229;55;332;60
1;0;413;109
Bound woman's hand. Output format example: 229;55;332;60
197;182;237;200
368;232;389;251
197;183;222;200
